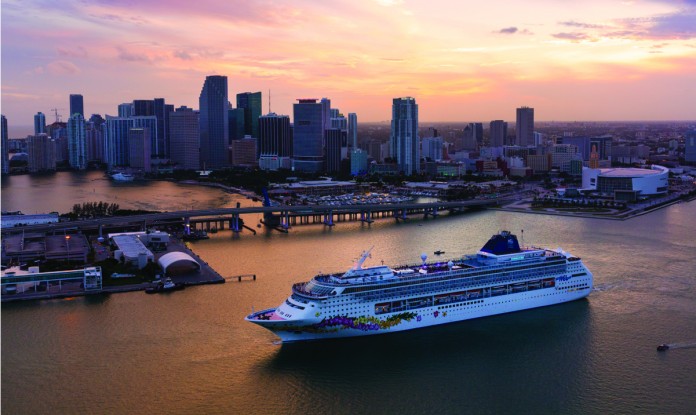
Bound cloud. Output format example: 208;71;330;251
496;26;533;35
551;32;592;41
46;60;81;75
646;10;696;39
559;21;609;29
57;46;88;58
116;47;152;63
174;50;192;60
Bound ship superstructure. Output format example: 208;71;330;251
246;231;593;342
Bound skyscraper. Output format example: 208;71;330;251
236;92;262;139
131;116;157;162
118;103;134;118
27;134;56;173
228;108;245;141
422;136;443;161
169;106;200;170
133;100;154;116
128;128;151;172
199;75;229;169
516;107;534;147
324;128;342;173
1;115;8;174
390;97;419;175
153;98;168;158
489;120;507;147
258;113;292;171
293;99;324;172
34;112;46;135
470;123;484;146
320;98;331;132
67;113;87;170
69;94;84;117
348;113;358;149
105;116;133;168
85;121;104;163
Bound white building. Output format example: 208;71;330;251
582;165;669;197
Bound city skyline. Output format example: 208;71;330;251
2;0;696;128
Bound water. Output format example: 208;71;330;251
2;174;696;414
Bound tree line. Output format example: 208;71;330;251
70;202;120;218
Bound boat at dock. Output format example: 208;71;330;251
111;172;135;182
145;277;184;294
246;230;594;342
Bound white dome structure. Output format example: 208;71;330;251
158;252;200;275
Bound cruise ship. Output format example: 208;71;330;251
246;231;593;342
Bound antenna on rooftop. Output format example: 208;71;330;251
50;108;64;123
268;89;271;114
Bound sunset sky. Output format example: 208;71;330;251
2;0;695;130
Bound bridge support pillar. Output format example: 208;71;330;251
324;210;334;226
282;211;290;230
184;217;191;236
230;214;240;233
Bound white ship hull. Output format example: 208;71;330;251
246;231;593;343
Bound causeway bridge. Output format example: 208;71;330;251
1;199;498;236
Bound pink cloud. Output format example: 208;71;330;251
46;60;81;75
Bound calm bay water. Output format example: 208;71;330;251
2;173;696;414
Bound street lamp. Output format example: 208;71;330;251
65;234;71;264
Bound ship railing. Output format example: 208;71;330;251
306;257;566;293
356;266;566;302
292;282;330;299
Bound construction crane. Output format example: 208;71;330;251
50;108;65;123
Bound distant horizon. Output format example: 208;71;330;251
3;1;695;125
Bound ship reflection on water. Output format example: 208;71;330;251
257;300;592;414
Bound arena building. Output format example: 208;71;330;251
582;165;669;200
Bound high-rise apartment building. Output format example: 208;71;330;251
67;113;87;170
105;116;133;167
128;128;151;172
348;113;358;149
422;136;443;161
390;97;419;175
34;112;46;135
27;134;56;172
516;107;534;147
489;120;507;147
236;92;262;139
1;115;8;174
320;98;331;132
199;75;229;169
324;128;343;173
686;130;696;163
169;106;200;170
293;99;324;172
153;98;170;158
131;116;157;161
258;113;292;171
85;121;104;163
69;94;84;117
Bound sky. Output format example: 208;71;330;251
2;0;696;131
